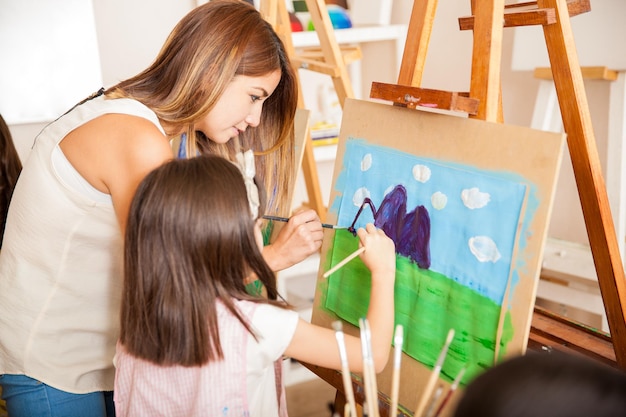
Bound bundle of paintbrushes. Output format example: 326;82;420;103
332;322;465;417
359;318;379;417
332;320;358;417
413;329;455;417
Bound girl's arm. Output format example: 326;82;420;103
283;223;396;372
262;208;324;271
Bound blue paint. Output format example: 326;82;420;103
331;139;537;305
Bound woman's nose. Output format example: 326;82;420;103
245;106;262;127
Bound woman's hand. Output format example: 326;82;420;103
356;223;396;279
263;209;324;271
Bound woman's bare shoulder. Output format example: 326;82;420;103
61;113;173;193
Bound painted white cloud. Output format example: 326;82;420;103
431;191;448;210
353;187;370;207
461;187;491;209
361;153;372;171
468;236;501;263
412;164;431;183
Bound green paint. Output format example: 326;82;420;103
245;279;264;297
262;222;274;246
322;230;514;385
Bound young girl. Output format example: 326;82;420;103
114;155;397;417
0;1;323;415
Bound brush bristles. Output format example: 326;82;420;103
394;324;404;346
332;320;343;332
445;328;455;345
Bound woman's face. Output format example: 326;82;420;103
196;70;282;144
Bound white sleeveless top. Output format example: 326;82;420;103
0;94;164;393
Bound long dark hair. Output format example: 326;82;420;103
0;114;22;248
120;155;286;366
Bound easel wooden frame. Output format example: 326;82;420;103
372;0;626;367
304;0;626;415
259;0;361;220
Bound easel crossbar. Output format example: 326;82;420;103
458;0;590;30
370;82;479;115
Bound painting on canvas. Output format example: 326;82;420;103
311;99;565;409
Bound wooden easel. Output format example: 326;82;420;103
305;0;626;415
371;0;626;368
259;0;361;220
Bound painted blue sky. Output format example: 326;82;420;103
331;139;531;304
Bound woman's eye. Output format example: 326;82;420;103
251;95;261;103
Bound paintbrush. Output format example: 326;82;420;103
413;328;455;417
262;215;347;230
432;367;466;417
390;324;404;417
332;320;358;417
323;247;365;278
365;319;380;417
424;385;444;417
359;318;379;417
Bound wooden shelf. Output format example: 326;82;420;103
292;24;408;48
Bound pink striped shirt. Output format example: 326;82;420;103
114;299;299;417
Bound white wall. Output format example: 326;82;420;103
7;0;195;161
5;0;617;248
0;0;102;126
92;0;195;86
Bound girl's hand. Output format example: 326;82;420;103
285;223;396;374
356;223;396;278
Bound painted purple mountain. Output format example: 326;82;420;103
348;184;431;269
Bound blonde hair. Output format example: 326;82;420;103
106;0;297;213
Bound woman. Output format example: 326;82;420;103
0;113;21;417
0;1;323;416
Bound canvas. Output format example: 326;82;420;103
311;98;565;412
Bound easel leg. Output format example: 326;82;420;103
539;0;626;366
396;0;438;86
468;0;504;122
334;390;366;417
334;390;347;416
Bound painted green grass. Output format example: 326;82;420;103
322;230;513;384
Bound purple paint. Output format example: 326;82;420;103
348;185;431;269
